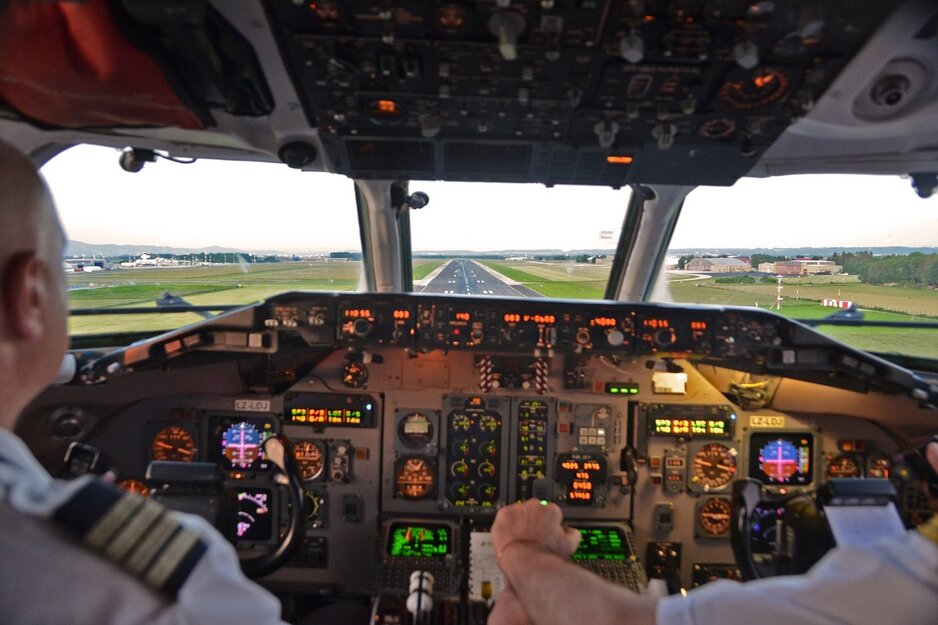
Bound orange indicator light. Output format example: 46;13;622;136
377;100;399;113
606;155;634;164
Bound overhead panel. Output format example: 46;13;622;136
266;0;894;185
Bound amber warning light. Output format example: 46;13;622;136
377;100;400;113
606;155;634;164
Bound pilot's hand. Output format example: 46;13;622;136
925;441;938;474
488;585;533;625
491;498;581;560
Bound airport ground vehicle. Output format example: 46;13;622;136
1;1;936;622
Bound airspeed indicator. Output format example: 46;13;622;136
690;443;737;492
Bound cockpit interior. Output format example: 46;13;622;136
1;1;936;623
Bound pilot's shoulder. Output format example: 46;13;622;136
51;479;210;598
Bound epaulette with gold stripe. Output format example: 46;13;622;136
918;514;938;546
52;480;207;598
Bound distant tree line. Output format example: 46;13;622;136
831;251;938;286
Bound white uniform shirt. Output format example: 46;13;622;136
656;524;938;625
0;428;288;625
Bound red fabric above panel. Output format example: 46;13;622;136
0;0;204;129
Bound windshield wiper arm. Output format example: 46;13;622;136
156;291;214;319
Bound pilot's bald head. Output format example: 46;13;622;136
0;139;61;264
0;138;68;430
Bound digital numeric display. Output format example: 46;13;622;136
555;454;607;505
286;393;376;427
651;417;731;437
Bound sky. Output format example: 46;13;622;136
40;145;938;254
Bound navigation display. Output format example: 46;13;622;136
387;523;451;558
748;432;814;486
571;526;628;561
236;488;272;542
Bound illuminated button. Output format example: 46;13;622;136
579;435;589;445
588;436;598;445
597;428;606;437
558;423;571;434
649;457;662;470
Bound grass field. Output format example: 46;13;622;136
68;261;361;335
479;261;609;299
666;274;938;358
412;260;445;280
67;260;938;358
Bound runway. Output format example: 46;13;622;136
418;259;542;297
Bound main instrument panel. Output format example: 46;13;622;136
44;292;926;610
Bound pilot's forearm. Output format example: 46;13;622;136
494;541;658;625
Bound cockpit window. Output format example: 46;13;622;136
41;145;363;337
410;181;626;300
661;175;938;359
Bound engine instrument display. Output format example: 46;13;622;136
444;396;505;509
151;425;197;462
387;523;451;558
689;443;737;492
515;399;550;502
236;489;272;541
394;457;436;499
696;497;732;537
571;526;628;561
286;392;376;427
749;432;814;486
293;440;326;481
555;453;607;506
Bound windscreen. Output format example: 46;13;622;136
41;145;363;337
659;175;938;360
409;181;629;301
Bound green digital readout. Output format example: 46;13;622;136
387;523;450;558
571;527;627;561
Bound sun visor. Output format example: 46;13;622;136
0;0;204;129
